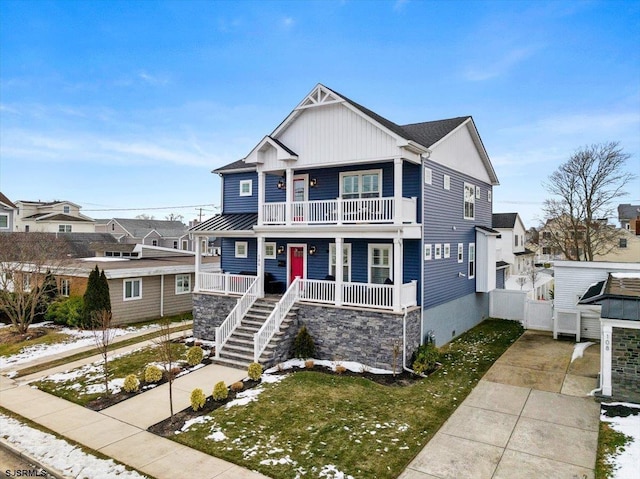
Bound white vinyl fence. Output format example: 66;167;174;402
490;289;553;331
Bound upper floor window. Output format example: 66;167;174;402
341;169;381;199
152;239;158;246
457;243;464;263
542;231;551;240
424;168;432;185
443;175;450;190
0;215;8;229
63;205;70;214
58;224;72;232
464;183;475;220
239;179;253;196
182;240;188;250
444;243;451;259
488;190;492;202
515;235;519;247
619;238;628;248
173;241;178;249
111;223;115;231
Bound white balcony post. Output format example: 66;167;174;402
224;272;230;295
601;322;612;396
335;237;343;307
258;170;265;225
257;236;265;298
393;237;402;312
337;197;343;225
285;168;293;224
394;158;403;225
194;235;201;292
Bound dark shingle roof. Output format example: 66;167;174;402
113;218;187;238
493;213;518;229
214;159;256;173
189;213;258;232
476;225;501;235
514;248;535;256
26;213;94;222
0;192;16;209
618;204;640;220
496;261;510;268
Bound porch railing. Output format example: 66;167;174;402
261;197;416;225
215;276;260;359
254;277;300;362
198;272;256;295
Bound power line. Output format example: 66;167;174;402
83;203;219;212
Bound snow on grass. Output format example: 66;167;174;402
0;413;148;478
0;323;161;370
265;358;393;375
571;341;596;363
176;415;215;434
319;464;354;479
601;402;640;479
224;374;287;409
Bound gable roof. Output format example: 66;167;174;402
618;204;640;221
214;84;498;184
493;213;519;229
111;218;188;238
0;192;16;209
23;212;95;222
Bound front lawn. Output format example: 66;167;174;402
0;326;73;357
171;319;524;479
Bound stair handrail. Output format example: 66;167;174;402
254;276;300;362
215;275;260;359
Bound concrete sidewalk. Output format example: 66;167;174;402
0;362;267;479
400;331;601;479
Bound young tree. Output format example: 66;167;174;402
542;142;635;261
81;266;111;329
153;318;178;422
92;309;116;396
0;233;70;334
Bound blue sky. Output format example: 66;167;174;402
1;0;638;227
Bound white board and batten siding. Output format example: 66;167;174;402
554;261;640;340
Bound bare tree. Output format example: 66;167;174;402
135;214;155;220
0;233;70;334
542;142;635;261
164;213;184;222
92;309;116;396
153;318;178;422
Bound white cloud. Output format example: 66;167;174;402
137;70;169;86
463;45;541;81
282;16;295;28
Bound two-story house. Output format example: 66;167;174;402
189;84;499;370
95;218;195;251
14;200;95;233
0;192;17;232
493;212;535;276
617;203;640;231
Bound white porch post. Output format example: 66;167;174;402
194;235;201;292
285;168;293;224
393;237;402;312
258;170;265;226
257;236;265;298
394;158;403;226
335;237;343;307
601;322;613;396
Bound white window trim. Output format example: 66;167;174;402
368;243;392;284
444;243;451;259
424;167;432;185
264;242;277;260
239;179;253;197
0;214;8;229
464;183;475;220
457;243;464;263
488;190;492;202
181;240;188;250
424;244;432;261
475;186;481;199
123;278;142;301
60;279;70;297
468;243;476;279
58;224;72;232
434;244;442;260
329;243;352;281
235;241;248;258
175;274;191;295
339;168;383;199
443;175;450;190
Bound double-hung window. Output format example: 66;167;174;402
329;243;351;281
369;244;392;284
58;224;72;232
176;274;191;294
60;279;70;297
239;179;253;196
235;241;248;258
264;242;276;259
468;244;476;279
341;170;381;199
464;183;475;219
457;243;464;263
0;215;8;229
124;278;142;301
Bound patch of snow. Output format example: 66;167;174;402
601;402;640;479
319;464;354;479
260;456;296;466
571;342;596;363
265;358;393;375
0;413;148;478
175;415;214;434
611;273;640;279
206;426;227;442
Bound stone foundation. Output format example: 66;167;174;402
612;327;640;403
192;293;239;340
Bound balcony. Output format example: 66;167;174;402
261;197;417;226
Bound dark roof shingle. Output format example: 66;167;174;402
493;213;518;229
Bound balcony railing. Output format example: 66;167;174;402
261;197;416;225
197;272;256;295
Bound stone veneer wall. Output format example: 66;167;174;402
192;293;239;340
612;326;640;403
296;303;422;372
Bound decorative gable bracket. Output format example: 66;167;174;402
297;84;342;110
244;136;298;164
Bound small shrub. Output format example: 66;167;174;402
230;381;244;392
212;381;228;401
247;362;263;381
144;365;163;383
304;359;314;369
45;296;84;327
123;374;140;393
412;343;440;375
293;325;316;358
190;388;206;411
335;365;347;374
186;346;204;366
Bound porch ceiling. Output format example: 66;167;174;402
253;223;422;239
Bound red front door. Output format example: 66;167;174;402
289;246;305;284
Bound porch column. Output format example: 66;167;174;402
194;235;201;292
393;237;403;312
335;237;343;307
256;236;265;298
601;322;613;396
394;158;403;225
257;170;265;226
285;168;293;224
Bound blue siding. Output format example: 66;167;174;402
222;172;258;213
403;162;422;222
422;160;493;309
403;239;421;306
221;237;257;273
264;174;286;203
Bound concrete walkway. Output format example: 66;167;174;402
400;331;601;479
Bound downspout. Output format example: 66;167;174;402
402;305;416;374
160;274;164;317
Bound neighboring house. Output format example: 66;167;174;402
592;223;640;263
53;245;219;325
189;83;500;370
578;272;640;403
95;218;194;251
14;200;95;233
617;203;640;231
0;192;17;232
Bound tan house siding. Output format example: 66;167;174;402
109;276;162;325
162;273;194;316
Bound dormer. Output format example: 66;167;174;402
244;136;298;170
